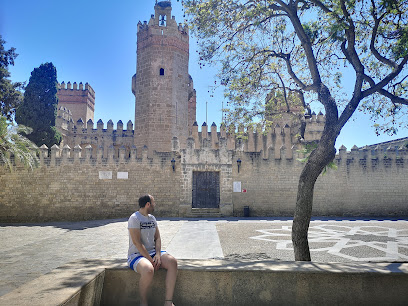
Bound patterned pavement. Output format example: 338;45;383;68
247;222;408;262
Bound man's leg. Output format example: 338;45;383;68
160;254;178;306
136;258;155;306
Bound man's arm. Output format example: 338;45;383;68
129;228;154;264
152;226;162;270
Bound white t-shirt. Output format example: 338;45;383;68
127;211;158;262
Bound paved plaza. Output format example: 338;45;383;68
1;217;407;297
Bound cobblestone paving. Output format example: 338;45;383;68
1;218;407;297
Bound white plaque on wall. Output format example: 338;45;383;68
117;172;129;179
99;171;112;180
233;181;241;193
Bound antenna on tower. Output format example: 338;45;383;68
206;85;215;125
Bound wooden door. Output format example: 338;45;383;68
192;171;220;208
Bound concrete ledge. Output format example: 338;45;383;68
1;259;408;305
0;260;112;306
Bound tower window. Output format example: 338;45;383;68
160;68;165;76
159;15;167;27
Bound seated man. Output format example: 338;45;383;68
128;194;178;306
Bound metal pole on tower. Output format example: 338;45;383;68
206;101;208;124
221;100;224;124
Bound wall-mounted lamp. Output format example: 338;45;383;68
171;158;176;172
237;158;242;173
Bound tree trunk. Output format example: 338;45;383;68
292;139;336;261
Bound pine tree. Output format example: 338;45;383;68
15;62;61;147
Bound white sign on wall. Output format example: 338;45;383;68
99;171;113;180
233;181;242;193
117;172;129;179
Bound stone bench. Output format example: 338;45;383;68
1;259;408;305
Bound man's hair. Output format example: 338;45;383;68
139;194;151;208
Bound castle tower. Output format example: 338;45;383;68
132;0;194;152
57;81;95;124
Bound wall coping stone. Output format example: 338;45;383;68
1;259;407;305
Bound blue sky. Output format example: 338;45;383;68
2;0;407;150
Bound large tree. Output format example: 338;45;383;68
184;0;408;260
0;35;24;120
15;62;61;148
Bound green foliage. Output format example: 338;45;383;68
302;21;320;44
391;26;408;58
296;142;338;175
0;35;24;120
0;115;39;171
184;0;408;133
15;62;61;148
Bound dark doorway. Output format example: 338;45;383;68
192;171;220;208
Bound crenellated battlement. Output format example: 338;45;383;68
137;1;189;45
28;133;407;172
69;119;134;136
55;109;326;162
189;114;325;153
35;143;177;169
335;144;407;168
58;81;95;97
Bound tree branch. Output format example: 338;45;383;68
276;72;290;112
369;0;398;69
209;4;288;61
377;88;408;105
277;0;322;90
362;55;408;99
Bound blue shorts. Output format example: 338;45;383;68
128;250;167;272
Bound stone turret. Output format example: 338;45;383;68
132;1;193;153
57;81;95;124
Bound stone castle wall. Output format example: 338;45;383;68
1;131;407;222
233;145;408;217
0;146;180;223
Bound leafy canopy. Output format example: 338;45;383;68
184;0;408;135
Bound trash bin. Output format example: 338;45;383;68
244;206;250;217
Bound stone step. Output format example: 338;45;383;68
185;208;223;218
